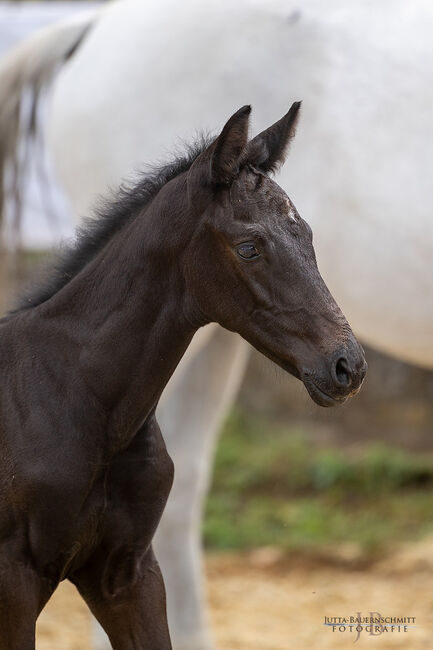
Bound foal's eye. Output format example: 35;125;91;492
236;242;260;260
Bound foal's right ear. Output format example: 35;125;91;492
206;105;252;185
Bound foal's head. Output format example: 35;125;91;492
184;104;366;406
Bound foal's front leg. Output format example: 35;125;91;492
75;545;170;650
0;558;54;650
70;414;174;650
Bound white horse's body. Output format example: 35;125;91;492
1;1;432;648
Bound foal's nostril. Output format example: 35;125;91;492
334;357;352;388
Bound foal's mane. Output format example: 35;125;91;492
13;136;212;313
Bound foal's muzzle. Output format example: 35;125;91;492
302;343;367;407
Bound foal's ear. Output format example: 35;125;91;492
244;101;301;174
209;105;251;185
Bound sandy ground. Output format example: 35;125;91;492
36;543;433;650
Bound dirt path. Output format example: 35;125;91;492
36;545;433;649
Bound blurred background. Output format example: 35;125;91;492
1;1;432;649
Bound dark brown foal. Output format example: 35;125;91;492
0;103;366;648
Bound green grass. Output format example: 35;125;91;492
203;409;433;554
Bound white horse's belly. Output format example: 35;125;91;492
48;0;433;367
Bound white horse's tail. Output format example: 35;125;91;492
0;8;101;255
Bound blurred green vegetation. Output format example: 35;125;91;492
204;409;433;554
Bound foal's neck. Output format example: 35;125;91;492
39;177;199;448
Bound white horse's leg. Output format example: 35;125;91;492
91;327;249;650
91;621;110;650
155;327;249;650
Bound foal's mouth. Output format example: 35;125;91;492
274;355;347;407
302;377;349;408
254;347;358;408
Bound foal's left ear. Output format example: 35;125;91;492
244;101;302;174
209;105;251;185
